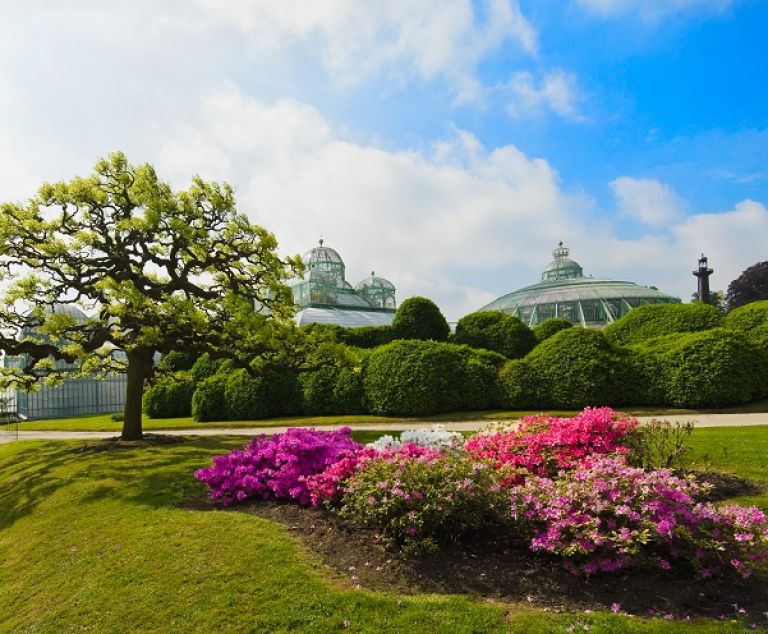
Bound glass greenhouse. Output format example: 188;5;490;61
1;304;127;419
291;240;397;328
478;243;680;328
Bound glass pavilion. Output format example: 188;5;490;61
478;243;680;328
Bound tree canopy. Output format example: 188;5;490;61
727;261;768;310
391;296;450;341
0;153;327;439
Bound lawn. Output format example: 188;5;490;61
0;427;766;632
16;398;768;432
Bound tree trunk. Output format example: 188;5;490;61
121;348;153;441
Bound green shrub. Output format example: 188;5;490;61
223;369;303;420
623;419;694;470
300;366;364;415
636;328;765;407
190;353;232;383
724;300;768;333
497;359;546;409
331;367;365;414
143;372;196;418
526;328;631;408
453;311;536;359
158;351;198;372
532;318;572;343
603;303;722;346
338;325;394;348
363;340;464;415
391;296;450;341
192;373;230;422
339;454;512;554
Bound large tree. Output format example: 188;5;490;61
0;153;316;440
726;261;768;311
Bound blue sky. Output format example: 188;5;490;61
1;1;766;319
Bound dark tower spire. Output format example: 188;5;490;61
693;253;713;305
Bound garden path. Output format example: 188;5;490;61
3;412;768;445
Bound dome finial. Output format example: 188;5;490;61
319;237;324;247
552;241;570;260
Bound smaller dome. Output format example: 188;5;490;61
303;238;345;270
355;272;395;292
541;242;583;281
355;271;396;310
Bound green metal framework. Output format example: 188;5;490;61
479;243;680;328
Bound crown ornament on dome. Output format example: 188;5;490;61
552;241;570;260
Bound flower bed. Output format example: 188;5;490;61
195;408;768;579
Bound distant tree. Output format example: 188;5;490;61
727;261;768;310
453;311;535;358
691;290;726;312
391;297;450;341
0;152;336;440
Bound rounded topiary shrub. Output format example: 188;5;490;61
143;372;195;418
532;318;572;343
190;353;232;383
362;340;467;416
192;373;230;422
224;369;303;420
498;359;545;409
640;328;765;408
338;325;395;349
301;366;365;416
455;346;505;410
724;300;768;333
332;367;365;414
526;327;629;408
453;311;536;359
391;296;450;342
603;303;722;346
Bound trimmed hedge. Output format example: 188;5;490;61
338;325;395;349
634;328;765;407
724;300;768;333
391;297;450;341
300;366;365;415
190;353;233;383
192;373;230;422
526;328;632;408
362;340;501;416
498;359;546;409
604;303;722;346
453;311;536;359
532;318;572;343
143;372;195;418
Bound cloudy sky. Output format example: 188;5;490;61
1;1;766;320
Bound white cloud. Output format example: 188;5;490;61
575;0;737;20
611;177;686;226
504;70;582;119
195;0;537;101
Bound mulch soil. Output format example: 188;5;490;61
188;470;768;620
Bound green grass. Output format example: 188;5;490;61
1;427;767;631
18;398;768;432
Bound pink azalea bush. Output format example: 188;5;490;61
338;451;513;554
510;455;768;577
194;427;362;506
464;407;636;478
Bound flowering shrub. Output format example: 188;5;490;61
339;452;512;554
465;407;636;477
305;444;443;507
367;425;464;452
195;427;362;506
510;455;768;577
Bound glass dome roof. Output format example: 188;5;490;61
355;272;396;309
478;243;680;328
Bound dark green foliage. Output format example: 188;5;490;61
497;359;546;409
726;260;768;309
526;328;630;408
158;351;198;372
143;372;196;418
362;340;497;416
532;318;572;343
453;311;536;359
603;303;722;346
192;373;230;422
223;369;303;420
724;300;768;333
300;322;343;342
190;353;232;383
635;329;765;407
338;325;395;348
391;296;450;342
300;366;365;415
624;420;694;470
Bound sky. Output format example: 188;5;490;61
1;0;766;320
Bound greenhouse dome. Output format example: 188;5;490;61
291;240;397;328
478;242;680;328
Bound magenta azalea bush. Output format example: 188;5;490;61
510;455;768;577
194;427;362;506
464;407;636;477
